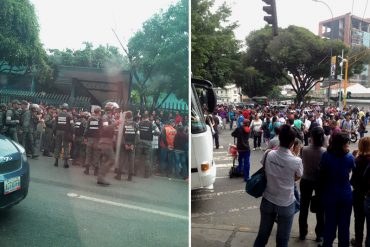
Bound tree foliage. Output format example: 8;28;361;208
48;42;129;69
191;0;240;87
126;0;188;109
0;0;51;83
244;25;370;105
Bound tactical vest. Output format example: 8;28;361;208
85;116;100;138
139;120;153;141
124;122;136;144
100;115;115;139
164;125;176;149
74;119;85;137
55;112;72;131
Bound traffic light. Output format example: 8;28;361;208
338;91;343;99
262;0;278;36
347;91;351;99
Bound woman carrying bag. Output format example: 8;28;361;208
253;125;303;247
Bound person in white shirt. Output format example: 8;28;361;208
254;124;303;247
251;114;263;150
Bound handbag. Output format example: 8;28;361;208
245;150;272;198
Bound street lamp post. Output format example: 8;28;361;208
313;0;334;106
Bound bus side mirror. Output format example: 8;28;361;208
206;88;217;113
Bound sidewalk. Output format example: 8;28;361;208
191;223;338;247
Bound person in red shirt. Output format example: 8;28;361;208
242;108;251;120
175;111;183;126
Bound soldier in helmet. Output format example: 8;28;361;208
53;103;73;168
20;101;39;158
97;102;122;186
137;113;160;178
43;106;55;157
84;106;102;175
6;99;21;142
0;103;7;135
115;111;138;181
72;111;88;166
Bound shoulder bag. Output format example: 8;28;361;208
245;150;272;198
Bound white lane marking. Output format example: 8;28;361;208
67;193;187;221
214;151;228;154
216;176;229;179
192;189;245;201
216;164;233;168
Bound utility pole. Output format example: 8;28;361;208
343;59;349;109
338;49;345;110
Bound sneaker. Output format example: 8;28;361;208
252;148;256;151
259;147;262;150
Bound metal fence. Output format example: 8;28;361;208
0;89;188;114
0;89;91;109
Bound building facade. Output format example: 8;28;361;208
214;84;242;104
318;13;370;86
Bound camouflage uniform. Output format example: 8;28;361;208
53;104;73;168
84;112;101;175
43;108;55;156
5;100;21;142
115;114;138;181
71;114;87;166
97;104;118;186
0;103;7;135
137;117;160;178
21;102;38;158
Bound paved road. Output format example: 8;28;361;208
191;127;362;247
0;155;188;247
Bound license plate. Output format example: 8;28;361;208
4;176;21;195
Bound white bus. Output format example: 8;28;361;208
191;78;217;190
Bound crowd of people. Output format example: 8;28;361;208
0;99;189;186
207;102;370;246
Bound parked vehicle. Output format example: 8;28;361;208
191;78;217;190
0;135;30;209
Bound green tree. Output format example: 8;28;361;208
48;43;129;69
0;0;51;83
244;25;370;105
127;0;188;109
191;0;240;87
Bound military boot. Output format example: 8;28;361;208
54;158;59;167
63;159;69;168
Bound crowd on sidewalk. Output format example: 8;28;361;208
205;102;370;247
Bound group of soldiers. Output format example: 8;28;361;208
0;100;174;186
0;99;40;158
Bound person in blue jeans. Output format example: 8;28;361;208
228;109;236;130
253;124;303;247
231;119;251;181
318;132;355;247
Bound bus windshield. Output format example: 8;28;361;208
191;85;207;134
